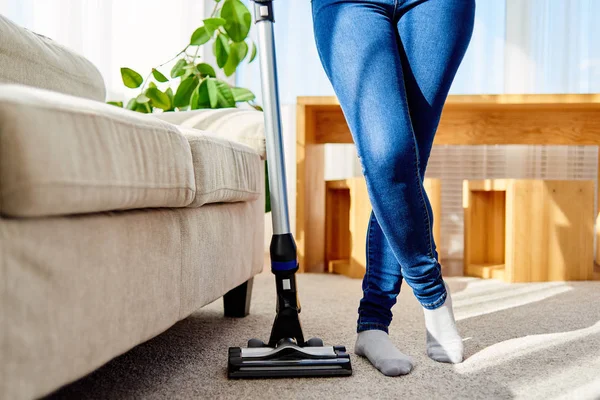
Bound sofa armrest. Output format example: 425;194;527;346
154;109;266;160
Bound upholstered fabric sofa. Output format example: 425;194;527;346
0;14;265;400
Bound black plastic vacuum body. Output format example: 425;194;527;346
227;0;352;379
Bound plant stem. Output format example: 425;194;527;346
140;72;153;91
211;0;219;17
141;46;188;92
156;47;188;69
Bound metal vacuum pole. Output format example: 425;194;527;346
253;0;303;347
254;0;290;236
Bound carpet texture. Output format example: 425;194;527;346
45;273;600;400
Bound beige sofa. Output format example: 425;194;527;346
0;15;265;400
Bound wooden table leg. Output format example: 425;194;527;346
296;104;325;273
596;147;600;266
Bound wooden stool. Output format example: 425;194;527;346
463;179;594;283
325;177;441;279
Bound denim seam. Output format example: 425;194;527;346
358;213;375;327
366;212;374;293
392;0;399;21
421;289;447;309
410;133;435;259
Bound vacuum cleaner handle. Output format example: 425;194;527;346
253;1;298;274
253;0;290;237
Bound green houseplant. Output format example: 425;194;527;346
109;0;259;113
109;0;270;212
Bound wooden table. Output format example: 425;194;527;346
296;94;600;273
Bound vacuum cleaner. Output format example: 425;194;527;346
227;0;352;379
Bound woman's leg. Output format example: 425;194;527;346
313;0;475;369
313;0;459;319
312;0;416;376
394;0;475;364
361;0;475;364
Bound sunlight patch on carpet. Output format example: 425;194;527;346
453;281;573;321
514;355;600;400
455;320;600;374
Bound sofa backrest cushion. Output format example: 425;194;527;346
0;14;106;102
0;85;195;217
178;126;262;208
155;108;266;160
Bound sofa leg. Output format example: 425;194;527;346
223;278;253;318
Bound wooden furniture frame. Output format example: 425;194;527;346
296;95;600;274
463;179;594;282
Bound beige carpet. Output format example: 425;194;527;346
45;272;600;400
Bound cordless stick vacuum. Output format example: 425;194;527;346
227;0;352;379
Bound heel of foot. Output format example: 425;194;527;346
426;336;464;364
427;345;463;364
354;342;365;357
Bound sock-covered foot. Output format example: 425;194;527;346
423;283;464;364
354;330;413;376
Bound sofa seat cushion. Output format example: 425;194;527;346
0;85;196;217
179;127;262;207
155;108;266;159
0;15;106;101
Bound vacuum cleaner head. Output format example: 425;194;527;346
228;339;352;379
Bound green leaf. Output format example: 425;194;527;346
120;67;143;89
223;41;248;76
136;93;150;103
170;59;187;78
146;87;171;110
190;26;211;46
250;102;263;112
196;63;216;78
136;102;152;113
152;68;168;83
221;0;251;42
180;63;197;80
204;17;226;34
192;79;210;109
126;97;151;114
126;98;138;110
264;161;271;213
174;76;200;108
207;78;218;108
214;33;230;68
249;41;257;63
149;81;157;89
231;87;255;102
190;85;200;110
166;87;174;107
214;79;235;108
107;101;123;108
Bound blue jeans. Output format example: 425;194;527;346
311;0;475;332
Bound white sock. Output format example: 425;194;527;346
354;330;413;376
423;282;464;364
